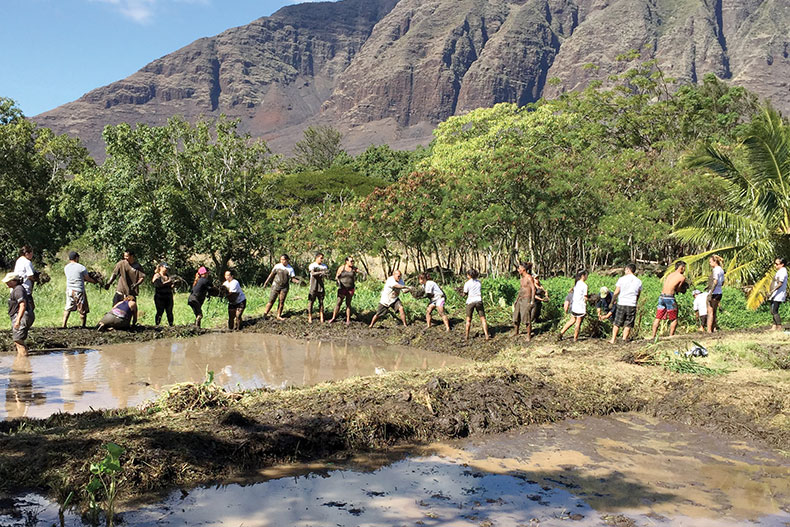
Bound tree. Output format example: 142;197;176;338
290;125;345;171
674;106;790;308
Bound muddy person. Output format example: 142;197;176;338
512;262;536;340
188;266;212;328
531;275;548;323
97;296;137;332
558;270;588;342
651;261;687;339
706;255;725;333
152;262;175;326
223;270;246;330
105;250;145;315
610;263;642;344
329;256;362;325
263;254;299;320
692;289;709;332
4;273;34;355
13;245;38;313
62;251;98;328
369;269;409;328
307;253;329;323
419;272;450;332
463;268;490;341
768;257;787;330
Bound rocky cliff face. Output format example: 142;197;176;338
35;0;790;160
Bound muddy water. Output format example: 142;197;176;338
0;333;466;420
3;413;788;526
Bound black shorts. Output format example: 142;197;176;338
465;301;485;319
375;298;402;317
708;293;723;304
188;295;204;317
308;289;325;302
699;315;708;327
613;305;636;328
229;299;247;312
269;286;288;304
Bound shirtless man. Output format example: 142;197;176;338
512;262;536;340
651;261;687;338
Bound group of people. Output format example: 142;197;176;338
4;244;788;354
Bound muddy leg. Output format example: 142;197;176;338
62;310;70;328
481;315;490;340
345;296;352;325
426;305;434;328
438;306;450;332
464;317;472;341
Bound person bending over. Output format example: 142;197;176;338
419;272;450;331
651;261;687;339
369;269;409;328
188;267;212;328
97;296;137;332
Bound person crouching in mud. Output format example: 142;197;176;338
512;262;536;341
223;270;246;330
97;296;137;332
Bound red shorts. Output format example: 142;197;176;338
656;295;678;321
655;308;677;321
338;287;355;299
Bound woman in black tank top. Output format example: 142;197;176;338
329;256;360;325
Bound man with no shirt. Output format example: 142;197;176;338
512;262;536;340
651;261;687;338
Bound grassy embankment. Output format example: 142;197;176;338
0;322;787;509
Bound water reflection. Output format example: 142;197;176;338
0;333;466;420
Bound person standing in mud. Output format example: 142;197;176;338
307;253;329;323
223;269;246;330
263;254;299;320
419;272;450;332
768;257;787;331
152;262;175;326
558;270;588;342
4;273;33;355
13;245;38;312
609;263;642;344
329;256;362;325
512;263;536;341
62;251;98;328
188;266;212;328
369;269;409;328
651;261;688;339
105;250;145;322
706;255;725;333
463;268;490;342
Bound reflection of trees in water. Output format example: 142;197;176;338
5;354;46;419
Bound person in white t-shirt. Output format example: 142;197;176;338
13;244;37;303
463;268;489;341
706;255;725;333
609;263;643;343
369;269;409;328
223;269;247;330
768;257;788;330
419;272;450;332
692;290;709;331
263;254;300;320
559;270;588;342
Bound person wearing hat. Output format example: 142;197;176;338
4;272;33;355
62;251;98;328
152;262;175;326
188;266;212;327
692;289;710;332
596;286;616;325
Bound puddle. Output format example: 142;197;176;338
2;414;788;526
0;333;467;420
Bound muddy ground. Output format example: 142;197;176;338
0;316;788;510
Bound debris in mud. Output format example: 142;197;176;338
602;514;636;526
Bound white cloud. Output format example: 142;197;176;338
92;0;210;24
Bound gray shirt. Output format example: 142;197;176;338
65;262;89;292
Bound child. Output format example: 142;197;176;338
463;269;489;341
223;269;246;330
559;270;588;342
419;273;450;331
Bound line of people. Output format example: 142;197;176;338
4;245;788;355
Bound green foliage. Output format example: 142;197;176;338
352;144;429;181
0;97;94;263
86;443;124;527
290;125;345;171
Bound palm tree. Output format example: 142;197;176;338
673;105;790;309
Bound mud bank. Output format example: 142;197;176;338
0;331;788;506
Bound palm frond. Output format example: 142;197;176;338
746;269;777;310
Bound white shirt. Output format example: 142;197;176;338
273;263;295;277
711;266;725;295
770;267;788;302
308;262;328;275
693;292;709;316
223;279;246;303
14;256;35;295
379;276;404;306
615;274;642;307
571;281;588;315
423;280;444;302
463;279;482;304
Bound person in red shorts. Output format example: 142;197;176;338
651;261;688;338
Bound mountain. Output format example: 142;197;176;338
35;0;790;160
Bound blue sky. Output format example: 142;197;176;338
1;0;312;116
